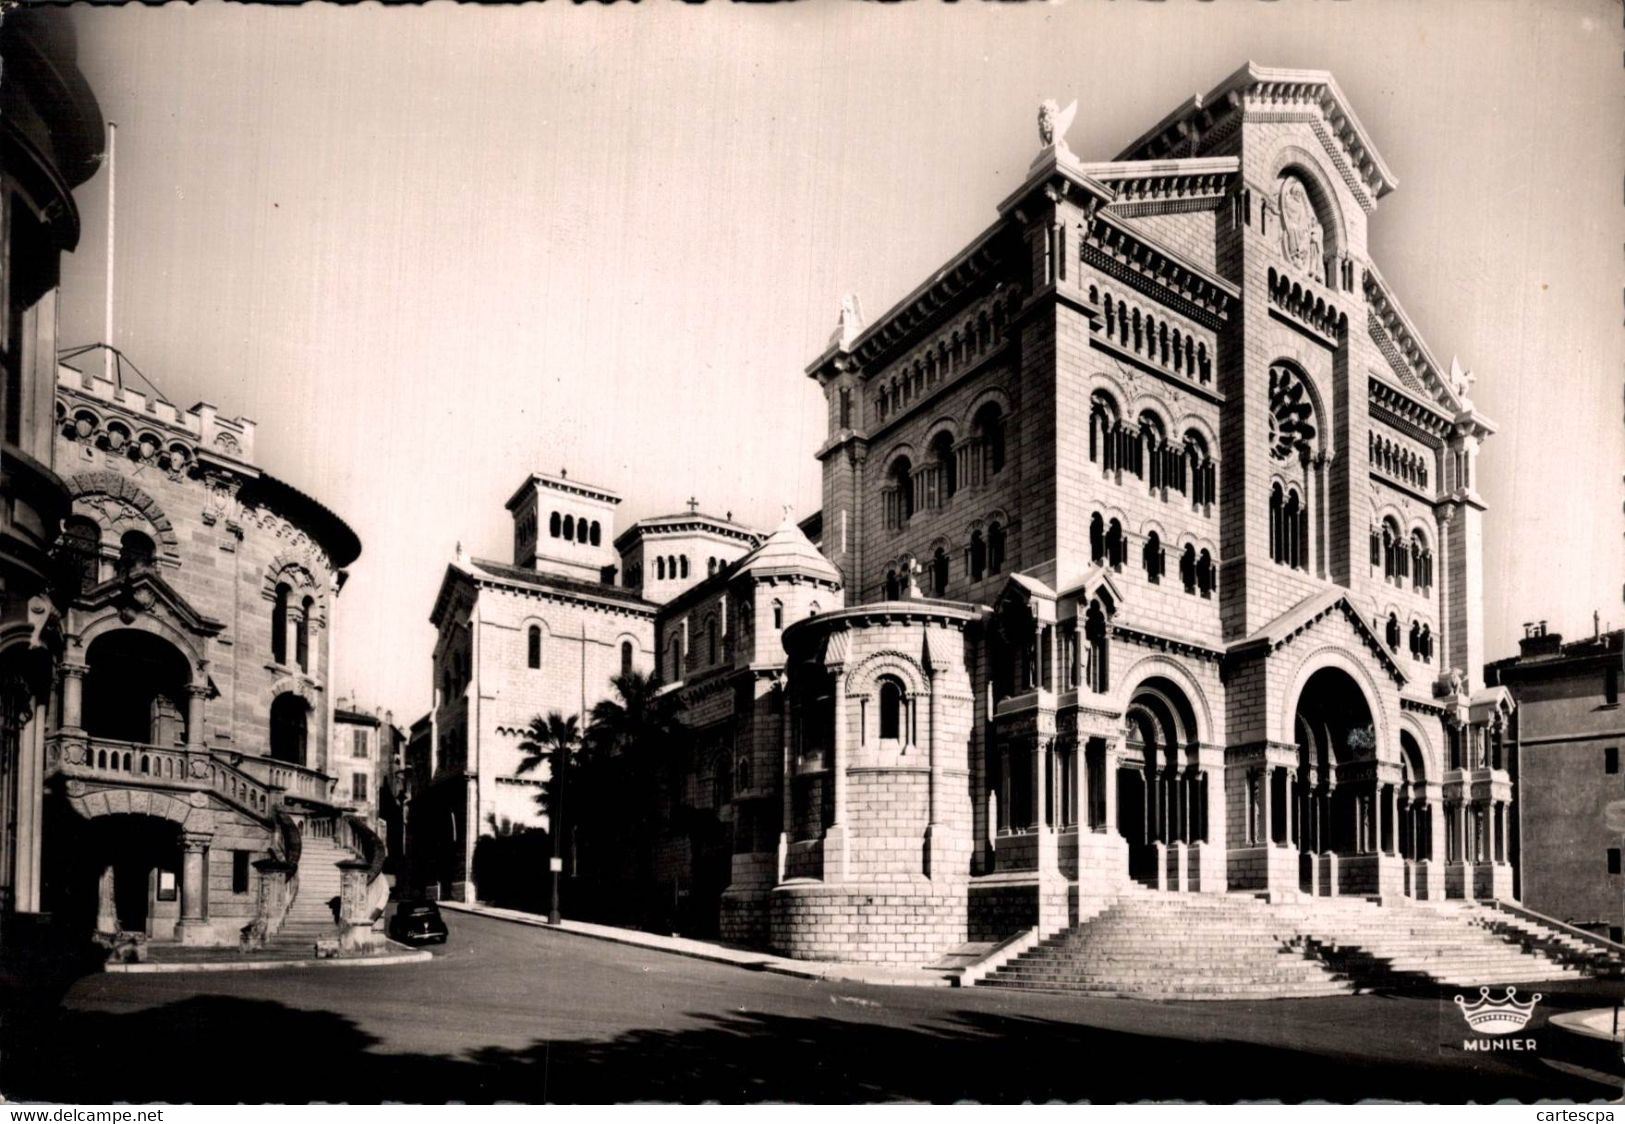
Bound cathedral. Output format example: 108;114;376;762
419;64;1520;967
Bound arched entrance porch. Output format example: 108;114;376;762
1116;677;1210;891
1291;666;1400;897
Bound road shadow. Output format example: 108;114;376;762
5;991;1613;1104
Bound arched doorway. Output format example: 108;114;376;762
41;805;181;937
270;693;311;766
1397;731;1433;896
1119;677;1206;889
83;630;192;746
1292;666;1381;895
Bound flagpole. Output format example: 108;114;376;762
104;122;116;384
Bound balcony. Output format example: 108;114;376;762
46;735;335;819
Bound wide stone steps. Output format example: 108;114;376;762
269;837;355;943
979;891;1597;999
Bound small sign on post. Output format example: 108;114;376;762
549;857;563;873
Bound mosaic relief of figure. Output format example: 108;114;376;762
1277;174;1325;274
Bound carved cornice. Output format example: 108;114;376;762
835;226;1013;374
1080;212;1239;330
1367;376;1453;442
1111;623;1224;663
1114;65;1397;212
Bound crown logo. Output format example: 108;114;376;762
1454;986;1541;1035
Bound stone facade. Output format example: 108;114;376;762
1487;624;1625;939
0;9;105;941
779;65;1514;965
38;356;364;947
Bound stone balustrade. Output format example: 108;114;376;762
47;735;277;819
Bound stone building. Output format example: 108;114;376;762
333;703;402;828
413;66;1529;971
0;9;105;942
772;64;1515;964
39;354;368;947
1486;622;1625;940
419;474;663;900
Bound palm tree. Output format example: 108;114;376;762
515;711;582;828
584;671;687;923
516;711;581;922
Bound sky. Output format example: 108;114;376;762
58;0;1624;721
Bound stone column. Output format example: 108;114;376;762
1103;737;1120;834
186;684;209;749
95;863;118;933
176;832;212;945
1388;784;1400;856
61;662;87;732
14;701;45;913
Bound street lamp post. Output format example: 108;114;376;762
548;768;563;925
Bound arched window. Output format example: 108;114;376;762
973;403;1006;477
549;512;561;538
708;557;717;577
620;640;634;678
528;625;542;669
886;455;915;527
1381;518;1403;583
1409;620;1422;659
1196;549;1215;598
1411;530;1433;594
270;693;310;765
297;595;313;672
884;569;900;600
656;556;666;581
1089;391;1121;472
1089;513;1104;564
932;547;949;597
1139;412;1167;493
679;556;690;579
272;583;291;665
1420;624;1433;662
1105;519;1124;570
669;636;683;679
62;515;101;592
117;530;155;576
562;514;575;541
930;431;957;503
590;521;601;547
1143;531;1164;584
878;676;905;740
772;600;784;629
1185;431;1214;509
968;530;986;580
1385;613;1401;651
707;617;719;664
1180;545;1197;594
1084;599;1109;693
808;601;820;617
988;521;1006;573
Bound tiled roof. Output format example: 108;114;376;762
469;557;658;613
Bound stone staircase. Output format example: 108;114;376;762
979;890;1597;999
262;835;351;953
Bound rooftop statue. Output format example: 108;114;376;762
1037;98;1078;158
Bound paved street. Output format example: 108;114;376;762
3;911;1618;1103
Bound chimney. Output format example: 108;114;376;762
1518;621;1563;659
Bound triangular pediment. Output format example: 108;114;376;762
75;568;225;638
1230;588;1405;686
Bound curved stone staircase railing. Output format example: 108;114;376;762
240;809;304;950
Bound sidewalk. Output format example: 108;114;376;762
103;941;431;974
437;900;953;988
